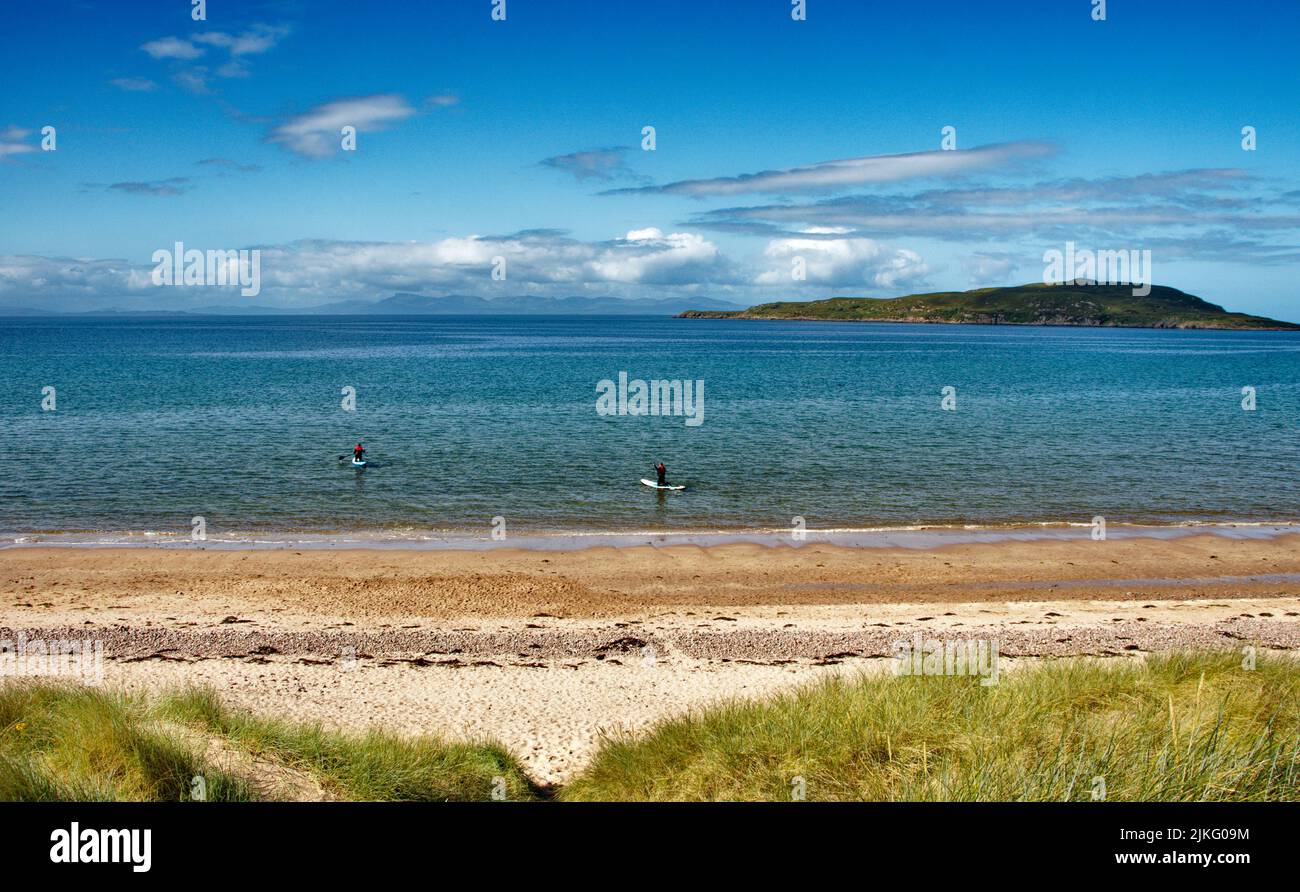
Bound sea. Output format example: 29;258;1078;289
2;315;1298;549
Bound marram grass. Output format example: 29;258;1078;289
0;683;251;802
3;653;1296;802
156;687;541;802
0;681;538;802
561;652;1300;801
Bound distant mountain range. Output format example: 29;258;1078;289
679;283;1300;330
0;293;745;317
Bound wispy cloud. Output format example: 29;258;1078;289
216;60;251;79
141;24;290;92
541;146;638;183
605;141;1056;197
173;68;213;94
108;77;159;92
106;178;193;197
691;168;1300;264
197;158;262;174
141;36;204;60
907;169;1256;209
266;94;417;157
192;25;290;56
142;25;289;61
0;126;37;160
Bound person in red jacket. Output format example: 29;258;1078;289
654;461;667;485
353;443;365;461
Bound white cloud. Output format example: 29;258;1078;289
141;37;204;60
608;141;1055;196
0;125;36;159
588;229;728;284
173;68;212;94
756;237;930;290
141;25;289;90
872;249;930;289
0;255;156;300
216;60;251;79
963;252;1017;285
267;94;417;157
253;230;730;291
696;168;1300;265
193;25;290;56
0;229;738;308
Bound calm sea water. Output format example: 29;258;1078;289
2;315;1298;544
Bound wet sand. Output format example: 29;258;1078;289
5;532;1300;620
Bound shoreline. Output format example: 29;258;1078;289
6;530;1300;621
4;520;1298;552
677;314;1300;331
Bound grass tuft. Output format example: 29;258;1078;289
0;681;536;802
561;652;1300;801
5;652;1296;802
0;682;250;801
156;686;540;802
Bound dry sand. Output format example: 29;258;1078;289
3;534;1299;782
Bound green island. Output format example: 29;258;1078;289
679;283;1299;330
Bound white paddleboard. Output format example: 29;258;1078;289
351;459;367;467
641;478;684;490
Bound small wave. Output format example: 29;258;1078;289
4;520;1298;552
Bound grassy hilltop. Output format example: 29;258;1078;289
679;283;1299;330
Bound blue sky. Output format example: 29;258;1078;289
2;0;1298;317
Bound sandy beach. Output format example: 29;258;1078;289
4;533;1299;782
